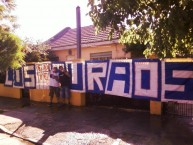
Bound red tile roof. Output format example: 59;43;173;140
47;25;119;50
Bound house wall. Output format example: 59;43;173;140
54;49;77;61
53;43;131;61
0;84;21;99
0;85;85;106
29;89;85;106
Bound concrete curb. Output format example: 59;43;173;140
0;124;50;145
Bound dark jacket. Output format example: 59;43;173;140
59;71;71;87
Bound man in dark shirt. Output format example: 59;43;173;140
59;66;71;105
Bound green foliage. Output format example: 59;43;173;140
25;51;42;62
24;40;59;62
88;0;193;58
46;50;59;61
0;0;18;32
0;31;25;71
24;49;59;62
122;42;146;58
0;0;24;72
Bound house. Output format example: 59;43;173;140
47;25;131;61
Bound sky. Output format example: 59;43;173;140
13;0;93;42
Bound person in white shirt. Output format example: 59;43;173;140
49;67;60;107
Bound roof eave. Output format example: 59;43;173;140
50;39;119;51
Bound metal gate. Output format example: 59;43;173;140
163;102;193;117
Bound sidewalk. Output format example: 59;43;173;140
0;96;193;145
0;129;34;145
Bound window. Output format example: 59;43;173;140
90;51;112;60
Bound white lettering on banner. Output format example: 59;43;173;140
161;63;193;100
134;62;158;98
5;70;12;86
162;63;180;100
24;65;35;88
71;63;78;84
70;62;85;92
5;60;193;103
173;70;193;79
15;70;20;83
163;70;193;92
87;62;107;91
115;67;126;74
105;60;132;98
13;69;23;88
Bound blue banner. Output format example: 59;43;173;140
68;62;85;92
23;64;36;89
132;59;161;101
4;68;13;87
162;62;193;101
85;60;109;94
4;60;193;103
13;68;24;88
105;60;132;98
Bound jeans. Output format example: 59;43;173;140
60;86;70;98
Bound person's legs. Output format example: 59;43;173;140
65;86;71;105
49;86;54;106
60;86;66;104
54;87;60;105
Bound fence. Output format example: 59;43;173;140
163;102;193;117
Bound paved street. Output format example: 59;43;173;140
0;96;193;145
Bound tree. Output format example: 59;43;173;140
88;0;193;58
0;0;24;71
24;39;59;62
0;31;24;71
122;42;146;58
0;0;18;31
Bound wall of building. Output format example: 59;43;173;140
29;89;85;106
0;84;85;106
53;43;131;61
0;84;21;99
83;43;128;60
53;50;75;61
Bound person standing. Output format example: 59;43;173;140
49;67;60;107
59;66;71;106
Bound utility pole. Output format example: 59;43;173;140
76;6;81;59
